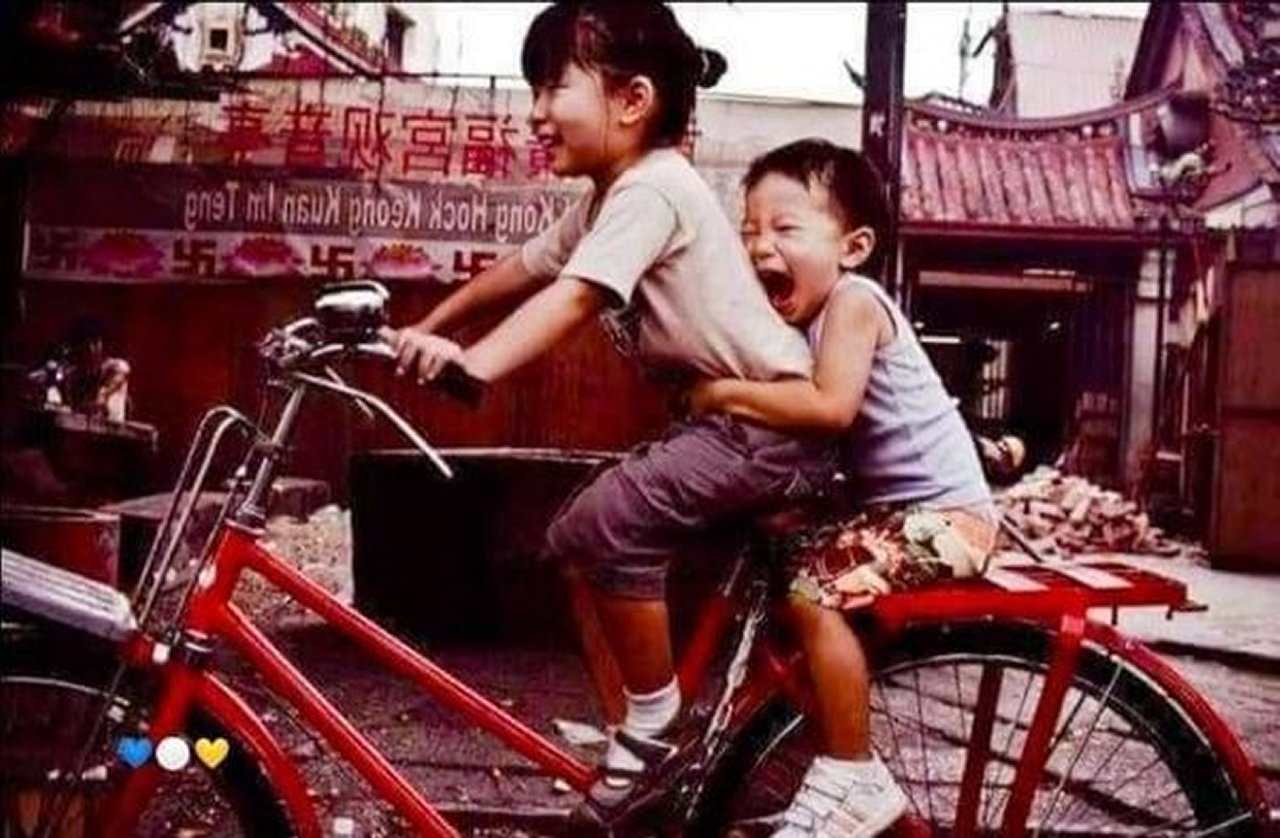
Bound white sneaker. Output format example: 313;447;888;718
772;754;909;837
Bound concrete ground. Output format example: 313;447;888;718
220;544;1280;836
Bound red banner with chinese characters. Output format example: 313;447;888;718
24;163;581;283
14;79;619;283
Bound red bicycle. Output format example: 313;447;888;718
1;282;1271;836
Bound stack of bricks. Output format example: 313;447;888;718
997;466;1196;559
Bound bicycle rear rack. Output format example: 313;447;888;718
1;548;137;641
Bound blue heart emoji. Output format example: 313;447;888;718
116;736;153;768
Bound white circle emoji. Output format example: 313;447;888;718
155;736;191;771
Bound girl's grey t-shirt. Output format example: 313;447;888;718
520;148;811;383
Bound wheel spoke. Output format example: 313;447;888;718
913;666;937;825
983;665;1037;828
1043;716;1135;828
1037;664;1122;831
717;625;1257;838
873;678;916;816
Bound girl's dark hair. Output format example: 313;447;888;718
743;138;892;276
521;1;726;146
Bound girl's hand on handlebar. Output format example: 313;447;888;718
387;327;465;384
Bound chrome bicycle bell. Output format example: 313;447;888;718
314;281;390;343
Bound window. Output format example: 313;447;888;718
977;339;1011;423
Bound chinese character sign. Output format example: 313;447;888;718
17;77;744;284
24;165;580;283
22;79;588;283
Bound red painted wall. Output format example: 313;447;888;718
12;279;671;499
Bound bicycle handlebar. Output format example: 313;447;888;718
290;366;456;479
261;320;486;409
253;282;489;478
364;331;487;409
257;331;481;481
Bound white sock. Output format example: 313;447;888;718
622;677;681;737
605;678;680;775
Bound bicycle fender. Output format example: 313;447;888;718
1084;621;1271;825
196;672;324;838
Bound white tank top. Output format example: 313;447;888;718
807;274;992;512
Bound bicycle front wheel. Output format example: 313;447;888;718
1;670;301;837
706;620;1264;837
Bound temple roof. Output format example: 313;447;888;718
900;92;1173;236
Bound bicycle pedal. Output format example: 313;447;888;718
574;771;692;837
569;795;665;837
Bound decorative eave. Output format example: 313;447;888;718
1122;1;1278;220
899;88;1179;237
119;1;386;76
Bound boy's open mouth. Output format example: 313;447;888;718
758;269;795;309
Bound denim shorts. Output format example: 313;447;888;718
544;414;836;599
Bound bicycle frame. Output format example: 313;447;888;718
91;524;1271;838
9;506;1269;838
101;516;774;838
9;460;1262;838
14;300;1260;837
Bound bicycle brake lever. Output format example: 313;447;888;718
291;371;453;479
324;365;376;423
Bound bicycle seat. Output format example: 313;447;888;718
746;469;855;537
1;548;138;642
749;504;816;537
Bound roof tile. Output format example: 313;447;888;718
902;115;1137;230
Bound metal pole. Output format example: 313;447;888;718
1152;212;1170;446
861;1;907;302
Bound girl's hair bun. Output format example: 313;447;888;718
696;47;727;89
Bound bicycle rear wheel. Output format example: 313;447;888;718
1;669;300;837
703;620;1263;837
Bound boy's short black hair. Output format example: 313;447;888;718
743;139;891;276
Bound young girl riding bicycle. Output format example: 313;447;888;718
388;0;838;819
389;2;994;834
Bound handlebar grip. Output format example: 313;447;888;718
375;327;484;407
433;361;486;409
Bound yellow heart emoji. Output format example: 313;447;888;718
194;737;229;769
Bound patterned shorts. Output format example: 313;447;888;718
769;505;997;610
